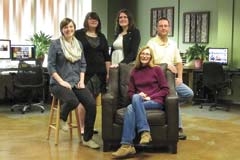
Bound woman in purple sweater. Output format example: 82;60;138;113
112;46;169;158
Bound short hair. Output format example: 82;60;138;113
157;17;170;26
134;46;155;69
83;12;102;33
60;18;76;35
114;8;136;35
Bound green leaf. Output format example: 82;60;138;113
185;43;208;62
27;31;52;58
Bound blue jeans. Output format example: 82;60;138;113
176;83;194;103
121;94;164;145
176;83;194;128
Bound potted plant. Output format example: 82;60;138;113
185;43;208;68
27;31;52;64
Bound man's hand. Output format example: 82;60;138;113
175;77;183;86
167;64;177;74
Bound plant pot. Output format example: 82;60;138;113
194;59;202;68
36;55;45;66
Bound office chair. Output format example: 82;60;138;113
10;60;45;114
200;62;231;111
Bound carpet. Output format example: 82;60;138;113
0;104;240;160
177;105;240;160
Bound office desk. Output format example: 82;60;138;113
183;66;240;104
0;70;17;75
0;68;18;102
183;66;240;88
0;68;50;103
183;66;201;89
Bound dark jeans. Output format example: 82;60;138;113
50;84;96;141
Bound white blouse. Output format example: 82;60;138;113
111;34;124;65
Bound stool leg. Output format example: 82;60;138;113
68;108;81;141
48;96;81;144
68;111;73;139
67;108;81;141
47;97;56;140
47;96;60;145
75;108;81;140
55;99;60;145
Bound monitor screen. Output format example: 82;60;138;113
208;48;228;65
11;45;36;61
0;39;11;59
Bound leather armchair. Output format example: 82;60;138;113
101;63;179;153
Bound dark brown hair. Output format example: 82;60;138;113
83;12;102;33
60;18;76;35
114;8;136;35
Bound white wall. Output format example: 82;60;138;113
0;0;91;44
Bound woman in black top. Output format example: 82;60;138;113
110;8;141;67
75;12;110;96
75;12;110;135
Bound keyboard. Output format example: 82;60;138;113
0;70;18;75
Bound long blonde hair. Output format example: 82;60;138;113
134;46;155;69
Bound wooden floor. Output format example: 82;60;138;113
0;103;240;160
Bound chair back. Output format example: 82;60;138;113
202;62;225;88
116;63;172;108
14;60;44;87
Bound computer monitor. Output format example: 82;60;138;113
11;44;36;61
0;39;11;59
208;48;228;65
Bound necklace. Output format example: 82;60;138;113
86;31;97;37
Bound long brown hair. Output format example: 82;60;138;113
134;46;155;69
114;8;136;35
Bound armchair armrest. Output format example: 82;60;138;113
101;93;118;139
107;67;119;97
165;93;179;140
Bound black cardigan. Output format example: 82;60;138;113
111;28;141;64
75;29;110;76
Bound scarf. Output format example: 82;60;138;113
60;36;82;63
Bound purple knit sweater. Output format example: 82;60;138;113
128;66;169;104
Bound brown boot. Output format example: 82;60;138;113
112;144;136;158
140;131;152;144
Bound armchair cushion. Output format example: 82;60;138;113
115;107;166;126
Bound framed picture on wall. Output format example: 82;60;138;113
150;7;174;37
0;39;11;59
183;11;210;43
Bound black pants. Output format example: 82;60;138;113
50;85;96;141
85;73;107;97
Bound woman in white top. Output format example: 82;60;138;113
110;8;141;67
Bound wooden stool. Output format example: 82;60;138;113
96;93;101;106
47;96;81;145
